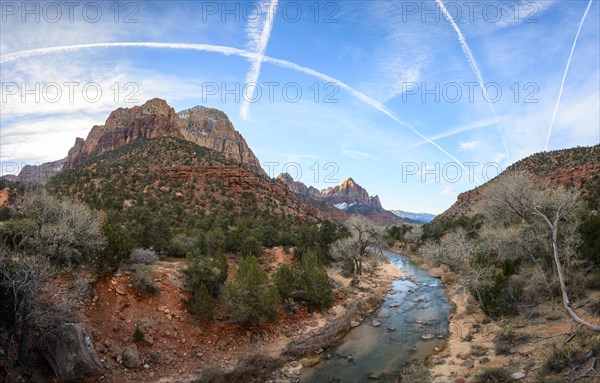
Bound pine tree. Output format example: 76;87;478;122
226;256;280;325
298;251;333;309
190;283;214;320
273;263;296;298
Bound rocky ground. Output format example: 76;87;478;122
83;248;403;383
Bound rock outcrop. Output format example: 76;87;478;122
122;344;142;368
276;173;321;199
64;98;266;176
178;106;264;176
40;323;104;382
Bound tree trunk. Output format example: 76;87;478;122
550;224;600;331
475;288;487;313
18;292;32;367
4;328;16;370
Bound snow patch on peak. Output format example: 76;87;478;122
334;202;349;210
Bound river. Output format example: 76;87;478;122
299;249;450;382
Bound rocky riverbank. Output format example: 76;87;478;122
392;245;600;383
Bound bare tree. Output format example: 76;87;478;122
404;225;423;249
0;190;106;369
331;216;383;275
419;228;472;271
20;189;106;261
478;170;599;331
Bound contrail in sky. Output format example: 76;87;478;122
1;41;467;170
544;0;594;151
241;0;279;120
436;0;510;163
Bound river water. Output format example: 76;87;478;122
299;249;450;382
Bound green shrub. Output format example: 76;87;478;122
183;251;228;297
585;270;600;290
296;251;332;309
187;282;214;320
226;256;280;325
240;235;262;258
470;344;488;357
501;258;517;276
133;324;144;342
480;272;521;318
578;212;600;266
273;264;296;298
473;367;511;383
273;251;333;310
533;376;565;383
495;326;529;355
169;233;199;257
543;344;576;373
131;264;161;296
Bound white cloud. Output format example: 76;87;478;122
441;187;456;196
459;141;480;150
0;115;100;165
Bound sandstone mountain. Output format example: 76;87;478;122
322;178;383;210
64;98;265;176
277;173;402;224
435;145;600;222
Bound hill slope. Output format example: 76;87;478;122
49;137;317;252
436;145;600;222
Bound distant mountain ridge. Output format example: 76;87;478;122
277;173;402;224
391;210;436;224
435;145;600;222
5;159;66;182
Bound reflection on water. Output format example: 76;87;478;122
300;250;450;383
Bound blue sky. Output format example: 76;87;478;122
1;0;599;214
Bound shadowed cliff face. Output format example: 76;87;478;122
63;98;266;176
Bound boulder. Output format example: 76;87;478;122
428;268;444;278
122;344;142;368
441;271;457;284
40;323;104;382
511;371;526;380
